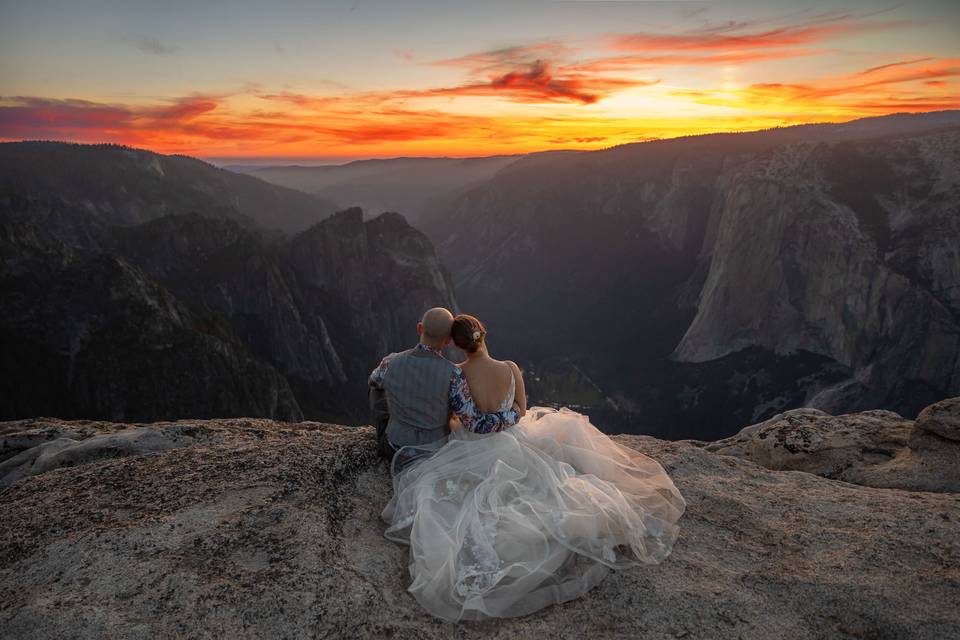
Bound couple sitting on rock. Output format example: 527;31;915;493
368;307;685;623
368;306;524;474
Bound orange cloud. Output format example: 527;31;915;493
143;96;219;121
1;11;955;160
672;58;960;116
812;59;960;98
0;97;130;132
0;95;222;143
0;92;544;156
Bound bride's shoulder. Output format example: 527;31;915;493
501;359;522;376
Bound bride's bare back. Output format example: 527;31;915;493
449;313;526;418
459;356;526;415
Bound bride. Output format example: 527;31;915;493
381;313;685;622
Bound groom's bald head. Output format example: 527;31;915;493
419;307;454;346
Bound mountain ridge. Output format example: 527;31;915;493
1;140;457;423
0;140;340;234
3;111;958;437
425;111;960;439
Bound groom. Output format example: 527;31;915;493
369;307;518;472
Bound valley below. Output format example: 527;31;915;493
2;111;960;440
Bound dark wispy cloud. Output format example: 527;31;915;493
561;48;820;73
117;34;178;56
605;13;907;52
570;11;911;73
418;12;915;102
397;60;655;105
430;41;576;72
859;57;935;75
423;41;654;104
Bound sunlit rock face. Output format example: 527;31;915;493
706;396;960;493
0;143;456;423
1;399;958;638
674;131;960;417
426;112;960;439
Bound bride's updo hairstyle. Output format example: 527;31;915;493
451;314;486;354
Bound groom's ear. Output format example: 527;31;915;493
443;335;452;347
417;322;423;337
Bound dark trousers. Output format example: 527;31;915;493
378;430;398;462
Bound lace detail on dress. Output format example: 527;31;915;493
496;369;516;413
454;518;503;597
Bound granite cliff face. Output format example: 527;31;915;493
426;112;960;439
0;212;303;422
0;143;457;423
1;398;958;638
289;209;458;361
675;130;960;416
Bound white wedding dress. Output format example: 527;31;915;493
381;371;685;622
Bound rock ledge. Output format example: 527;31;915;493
1;406;959;639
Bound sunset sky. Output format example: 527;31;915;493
1;0;958;164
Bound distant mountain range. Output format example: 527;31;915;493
3;110;959;439
233;155;520;228
3;142;341;234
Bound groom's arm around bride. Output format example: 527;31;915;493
368;308;518;466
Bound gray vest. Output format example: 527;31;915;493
381;348;455;448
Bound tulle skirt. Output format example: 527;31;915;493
381;406;686;622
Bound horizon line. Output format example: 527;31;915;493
4;108;957;169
